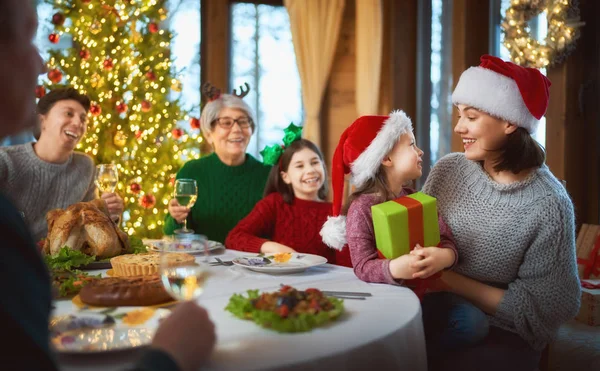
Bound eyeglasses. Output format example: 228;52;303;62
212;116;252;130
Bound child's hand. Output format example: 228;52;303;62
409;244;455;279
389;254;423;280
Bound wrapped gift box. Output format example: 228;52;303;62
575;280;600;326
576;224;600;280
371;192;440;259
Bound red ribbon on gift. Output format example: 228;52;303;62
376;196;439;300
577;234;600;279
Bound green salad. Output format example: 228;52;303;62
225;286;344;333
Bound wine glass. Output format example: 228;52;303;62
95;164;118;193
159;235;210;301
173;178;197;234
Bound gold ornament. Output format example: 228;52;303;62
171;79;182;92
501;0;584;68
113;130;127;147
90;19;102;35
90;72;104;88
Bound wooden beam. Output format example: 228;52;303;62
200;0;231;93
451;0;490;152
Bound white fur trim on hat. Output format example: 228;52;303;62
320;215;347;251
351;110;413;188
452;66;538;133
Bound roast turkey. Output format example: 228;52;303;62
43;199;130;259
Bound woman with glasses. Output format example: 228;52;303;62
164;83;271;243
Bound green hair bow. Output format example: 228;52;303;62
260;123;303;166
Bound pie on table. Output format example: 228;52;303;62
110;252;195;277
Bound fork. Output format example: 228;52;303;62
209;257;233;266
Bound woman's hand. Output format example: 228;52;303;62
409;244;455;278
260;241;296;254
101;192;124;221
168;198;190;224
389;254;423;280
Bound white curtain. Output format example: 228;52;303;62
355;0;383;115
284;0;346;146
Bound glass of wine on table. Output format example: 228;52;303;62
173;178;197;235
159;235;210;301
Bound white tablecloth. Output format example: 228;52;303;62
56;249;427;371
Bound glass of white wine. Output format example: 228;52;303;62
159;235;210;301
173;178;197;234
95;164;118;193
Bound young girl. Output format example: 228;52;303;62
320;110;487;356
226;126;351;267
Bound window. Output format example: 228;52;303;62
494;0;547;148
429;0;453;165
230;2;303;157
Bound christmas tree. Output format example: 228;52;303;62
39;0;203;238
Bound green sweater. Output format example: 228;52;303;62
163;153;271;243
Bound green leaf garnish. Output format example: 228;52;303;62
129;235;147;254
225;290;344;333
44;247;96;271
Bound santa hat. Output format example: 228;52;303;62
320;110;414;250
452;54;551;134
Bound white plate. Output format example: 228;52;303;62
232;253;327;274
50;307;170;353
145;239;224;254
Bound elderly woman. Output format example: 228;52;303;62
419;55;580;371
164;84;271;243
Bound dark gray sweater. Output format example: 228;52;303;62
0;143;96;241
423;153;581;350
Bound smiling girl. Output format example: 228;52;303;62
226;130;351;267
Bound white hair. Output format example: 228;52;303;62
200;94;256;137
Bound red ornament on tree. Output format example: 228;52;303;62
79;49;90;60
189;117;200;129
51;13;65;26
35;85;46;99
145;71;156;81
139;194;156;209
47;69;63;84
169;175;176;186
81;0;91;3
171;128;184;139
103;58;113;70
116;101;128;114
48;33;60;44
90;104;101;116
148;22;159;33
130;183;141;194
135;130;143;139
141;100;152;112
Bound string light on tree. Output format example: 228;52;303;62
501;0;584;68
42;0;203;238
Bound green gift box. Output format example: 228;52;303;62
371;192;440;259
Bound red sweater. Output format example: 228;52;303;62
225;193;352;267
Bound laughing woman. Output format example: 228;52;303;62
420;55;580;371
164;84;271;243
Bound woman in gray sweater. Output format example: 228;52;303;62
420;55;581;371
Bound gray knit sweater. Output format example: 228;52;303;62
0;143;96;241
422;153;581;350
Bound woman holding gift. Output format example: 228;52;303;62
164;83;271;243
421;55;581;370
226;124;351;267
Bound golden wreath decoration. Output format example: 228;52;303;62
501;0;585;69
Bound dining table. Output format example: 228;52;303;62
54;247;428;371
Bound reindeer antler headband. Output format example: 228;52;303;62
202;82;251;102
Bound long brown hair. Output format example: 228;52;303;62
490;127;545;173
341;168;395;215
263;139;328;204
